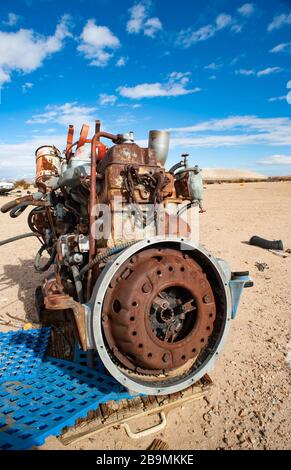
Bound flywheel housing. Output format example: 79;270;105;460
89;237;232;395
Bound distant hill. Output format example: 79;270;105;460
202;168;266;182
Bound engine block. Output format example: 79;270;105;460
0;121;252;395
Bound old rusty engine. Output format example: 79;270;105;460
1;121;252;395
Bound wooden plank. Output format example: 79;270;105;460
60;375;213;446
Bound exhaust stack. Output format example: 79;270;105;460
148;130;170;165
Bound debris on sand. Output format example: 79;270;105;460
255;262;269;272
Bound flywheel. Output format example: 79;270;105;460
102;248;216;375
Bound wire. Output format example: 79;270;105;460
79;241;136;279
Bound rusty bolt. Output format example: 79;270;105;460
203;294;211;304
162;352;170;363
142;282;152;293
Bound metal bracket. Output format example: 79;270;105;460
229;271;253;319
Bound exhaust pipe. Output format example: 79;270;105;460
148;130;170;165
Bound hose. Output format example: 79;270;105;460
79;241;136;279
0;232;40;247
177;202;196;217
1;192;44;214
169;161;185;174
28;206;46;234
34;244;56;273
70;265;84;304
9;202;30;218
249;235;284;251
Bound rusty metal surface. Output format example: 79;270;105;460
43;274;87;350
35;146;61;190
66;125;74;161
102;248;216;374
87;128;119;299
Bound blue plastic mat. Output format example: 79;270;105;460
74;344;106;374
0;357;134;450
0;328;51;384
0;327;139;450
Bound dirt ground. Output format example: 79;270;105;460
0;181;290;450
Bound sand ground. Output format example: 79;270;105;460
0;182;290;450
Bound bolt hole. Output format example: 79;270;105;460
157;270;162;276
132;331;137;336
132;301;137;307
138;344;143;348
206;326;210;331
169;266;173;272
192;348;196;353
112;300;121;313
130;316;135;321
147;353;152;358
181;355;186;360
209;313;213;318
200;338;205;343
181;267;185;272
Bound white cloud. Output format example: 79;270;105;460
209;75;217;80
258;155;291;165
99;93;117;106
22;82;33;93
216;14;232;29
26;102;97;129
257;66;282;77
126;2;147;34
2;116;291;178
177;12;236;47
235;67;282;77
116;56;126;67
3;12;20;26
118;72;200;99
165;115;291;148
78;19;120;67
268;95;287;102
204;62;222;70
268;13;291;32
231;23;243;33
126;1;162;38
177;24;216;46
270;42;291;53
235;68;255;76
0;15;71;86
144;17;162;37
237;3;254;17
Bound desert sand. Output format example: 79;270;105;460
0;181;290;450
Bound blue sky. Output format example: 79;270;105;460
0;0;290;179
